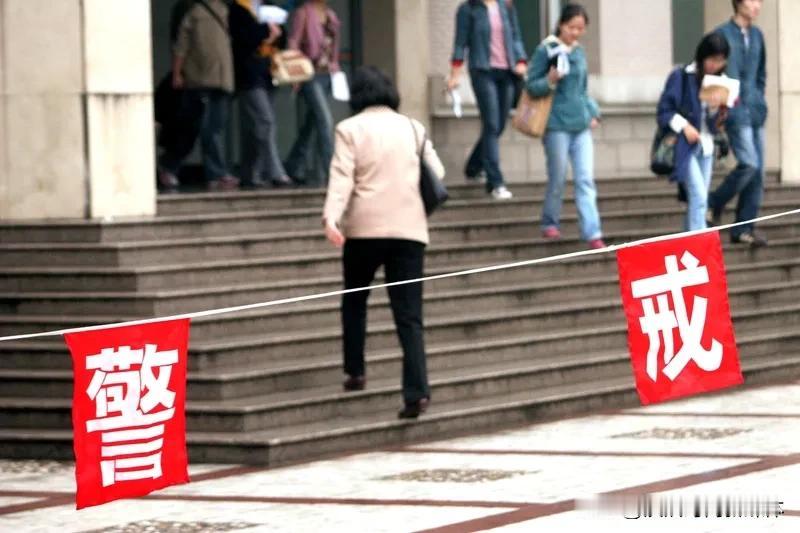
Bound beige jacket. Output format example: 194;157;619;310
174;0;234;93
323;107;446;245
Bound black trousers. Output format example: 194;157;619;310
341;238;430;403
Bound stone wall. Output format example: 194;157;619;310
431;106;656;183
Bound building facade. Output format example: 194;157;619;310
0;0;797;221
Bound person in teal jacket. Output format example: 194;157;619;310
526;3;604;249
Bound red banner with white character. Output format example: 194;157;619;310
64;319;191;509
617;232;743;405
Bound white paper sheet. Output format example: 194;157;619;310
702;75;740;108
257;5;289;25
331;71;350;102
449;89;463;118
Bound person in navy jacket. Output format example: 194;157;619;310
656;32;731;231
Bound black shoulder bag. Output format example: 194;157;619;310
650;68;689;177
410;119;448;216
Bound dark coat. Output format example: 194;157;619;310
656;65;722;183
229;1;274;90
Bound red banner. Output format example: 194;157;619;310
64;319;191;509
617;232;743;405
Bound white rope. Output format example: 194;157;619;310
1;208;799;342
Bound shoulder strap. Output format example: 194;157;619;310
408;117;425;158
196;0;229;34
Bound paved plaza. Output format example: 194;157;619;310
1;381;799;532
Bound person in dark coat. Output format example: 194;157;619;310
229;1;293;188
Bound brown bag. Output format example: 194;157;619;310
512;91;554;138
271;50;315;86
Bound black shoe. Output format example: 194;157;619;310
732;232;768;247
343;375;366;392
398;397;429;419
711;207;722;226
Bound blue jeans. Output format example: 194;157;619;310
542;129;603;241
160;89;230;181
466;68;516;191
708;125;765;238
285;74;334;185
684;145;714;231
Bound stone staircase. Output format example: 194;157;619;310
1;175;799;465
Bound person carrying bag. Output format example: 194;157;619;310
655;32;731;231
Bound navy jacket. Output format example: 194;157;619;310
716;19;767;129
656;65;722;183
451;0;527;71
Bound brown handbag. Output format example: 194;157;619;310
271;50;315;86
512;91;554;138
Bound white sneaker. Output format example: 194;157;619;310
490;186;513;200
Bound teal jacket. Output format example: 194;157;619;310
526;36;600;132
716;19;767;129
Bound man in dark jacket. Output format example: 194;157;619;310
229;1;293;188
708;0;768;246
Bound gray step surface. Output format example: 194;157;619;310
3;253;799;317
2;275;798;344
0;175;790;244
0;173;797;465
0;336;793;433
2;201;799;268
1;325;795;403
2;220;800;294
153;174;783;216
0;353;797;465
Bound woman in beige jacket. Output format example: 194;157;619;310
323;66;446;419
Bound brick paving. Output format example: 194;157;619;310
1;382;799;532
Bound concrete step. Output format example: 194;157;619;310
3;253;799;317
1;290;798;379
0;348;633;431
0;323;795;403
2;274;798;342
2;219;799;293
1;353;798;464
153;174;784;216
1;178;793;245
151;186;799;232
2;201;798;266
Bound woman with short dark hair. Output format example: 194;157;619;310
657;32;731;230
322;66;445;419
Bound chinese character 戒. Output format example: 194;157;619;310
631;251;723;382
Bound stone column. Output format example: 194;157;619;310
704;0;781;174
590;0;674;104
776;0;800;183
396;0;431;127
0;0;156;221
361;0;430;127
